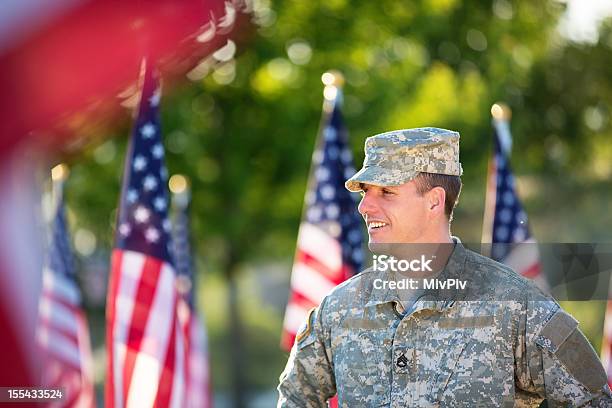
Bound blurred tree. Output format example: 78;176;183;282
522;18;612;178
68;0;573;276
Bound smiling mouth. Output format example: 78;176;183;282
368;221;389;231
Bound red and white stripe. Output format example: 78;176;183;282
38;267;95;408
281;223;350;350
499;236;546;287
178;299;212;408
105;250;185;408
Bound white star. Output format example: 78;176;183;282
353;249;364;263
140;122;156;139
118;223;131;236
143;175;158;191
325;203;339;218
145;227;160;243
307;207;322;222
133;155;147;172
149;88;161;107
315;167;330;182
134;206;151;223
341;148;353;164
320;184;335;200
154;197;167;212
127;189;138;204
151;144;164;159
503;191;514;206
162;218;172;232
348;229;361;244
495;226;509;241
344;168;355;180
499;208;512;223
324;127;336;141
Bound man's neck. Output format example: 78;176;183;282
385;232;455;275
412;226;453;244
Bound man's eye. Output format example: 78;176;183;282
382;189;393;195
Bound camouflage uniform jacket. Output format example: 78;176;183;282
278;240;612;407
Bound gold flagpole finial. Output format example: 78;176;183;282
491;102;512;121
321;70;344;104
321;70;345;88
169;174;191;209
51;163;69;182
169;174;190;195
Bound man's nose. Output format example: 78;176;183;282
358;191;375;217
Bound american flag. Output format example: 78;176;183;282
105;63;185;408
37;172;95;407
281;85;364;350
482;110;546;290
171;183;212;408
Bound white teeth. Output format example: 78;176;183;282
368;221;387;229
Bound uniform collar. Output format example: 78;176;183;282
364;237;468;312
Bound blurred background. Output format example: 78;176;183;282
1;0;612;406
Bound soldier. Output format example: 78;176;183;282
277;127;612;407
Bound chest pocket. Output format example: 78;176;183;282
333;323;391;407
431;314;515;407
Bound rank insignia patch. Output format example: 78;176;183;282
296;307;316;344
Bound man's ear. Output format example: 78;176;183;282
426;186;446;215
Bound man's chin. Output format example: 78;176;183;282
368;241;394;255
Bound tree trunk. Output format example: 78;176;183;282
226;250;246;408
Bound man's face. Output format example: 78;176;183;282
357;180;430;246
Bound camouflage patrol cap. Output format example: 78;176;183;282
345;127;463;192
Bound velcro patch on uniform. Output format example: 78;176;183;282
535;309;578;353
342;317;387;330
437;315;494;329
296;307;316;345
555;328;608;392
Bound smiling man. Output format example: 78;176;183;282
277;128;611;407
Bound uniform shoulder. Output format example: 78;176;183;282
462;247;548;301
319;267;380;312
329;266;380;297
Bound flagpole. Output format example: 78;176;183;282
51;163;69;205
481;102;511;255
281;71;346;350
299;70;344;224
169;174;213;408
304;70;345;204
169;174;191;295
44;163;96;406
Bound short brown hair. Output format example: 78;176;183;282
413;172;462;221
